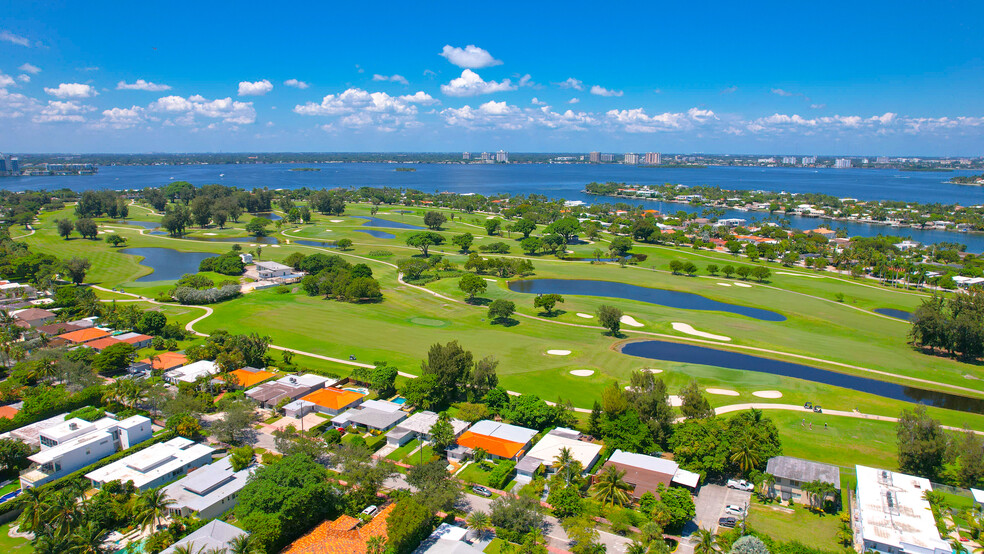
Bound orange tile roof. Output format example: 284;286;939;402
0;406;18;419
139;352;188;371
86;337;122;351
301;387;364;411
457;430;527;459
284;503;393;554
58;328;110;344
222;368;276;388
119;333;152;345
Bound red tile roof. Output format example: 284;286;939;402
139;352;188;371
58;328;110;344
301;387;364;411
0;406;18;420
284;503;393;554
457;430;527;459
85;337;123;351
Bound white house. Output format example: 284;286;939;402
385;411;470;447
854;465;951;554
254;261;295;280
164;360;219;384
162;521;248;554
515;427;603;483
20;416;152;489
163;456;255;520
86;436;215;491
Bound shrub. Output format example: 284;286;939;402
487;460;517;489
172;284;242;305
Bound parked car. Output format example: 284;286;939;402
718;517;737;528
361;505;378;517
472;485;492;497
725;504;745;515
727;479;754;491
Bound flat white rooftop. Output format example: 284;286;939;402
165;360;218;383
855;465;951;554
468;420;537;444
86;437;215;489
523;428;602;470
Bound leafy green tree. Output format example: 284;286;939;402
230;445;255;471
706;264;719;275
105;233;127;247
897;405;948;480
191;196;212;227
679;379;714;419
92;342;136;375
401;374;441;410
458;273;487;300
407;459;462;512
0;438;32;475
512;218;536;238
544;217;581;243
489;494;544;541
428;413;456;452
75;218;98;239
656;484;696;532
424;211;447;230
690;528;719;554
56;218;74;239
484;218;501;236
451;232;474;252
731;535;769;554
597;304;623;336
470;356;499;401
488;299;515;324
520;236;542;254
63;256;92;285
609;236;633;257
752;266;771;282
405;232;445;256
722;264;736;278
735;266;751;280
533;294;564;316
337;238;353;250
386;497;434;554
245;217;271;237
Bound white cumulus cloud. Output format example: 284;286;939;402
0;73;14;89
557;78;584;91
150;94;256;125
0;88;39;118
18;63;40;74
531;97;546;106
568;98;580;104
117;79;171;92
293;88;437;130
100;106;148;128
238;80;273;96
440;69;516;97
44;83;98;99
439;45;502;69
0;30;30;47
17;74;30;83
33;100;95;123
372;74;409;85
590;85;623;97
284;79;310;89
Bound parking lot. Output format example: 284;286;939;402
694;484;752;532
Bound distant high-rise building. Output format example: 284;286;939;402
834;158;852;169
781;156;797;165
623;153;639;164
462;152;471;160
801;156;817;165
589;151;601;163
600;153;614;162
481;152;491;162
10;157;18;174
495;150;509;163
876;156;889;164
0;155;7;176
644;152;661;165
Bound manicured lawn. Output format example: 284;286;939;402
404;445;439;466
747;500;843;548
386;439;423;462
768;410;899;470
484;538;511;553
457;462;496;486
0;523;32;552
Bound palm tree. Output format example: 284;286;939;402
134;488;175;533
553;447;574;481
17;486;49;534
626;542;648;554
690;528;719;554
466;511;492;541
227;533;262;554
170;545;206;554
760;473;776;500
365;535;386;554
69;521;108;554
590;465;631;507
729;442;761;475
49;490;80;537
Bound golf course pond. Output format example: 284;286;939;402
353;229;397;239
874;308;912;321
620;340;984;414
120;247;215;282
353;216;423;230
508;279;785;321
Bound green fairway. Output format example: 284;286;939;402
23;202;984;436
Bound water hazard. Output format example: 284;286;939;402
621;340;984;414
353;216;423;230
354;229;396;239
507;279;785;321
120;248;214;282
874;308;912;321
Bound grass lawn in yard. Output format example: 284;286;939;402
0;523;32;552
386;439;423;462
484;538;512;553
747;500;843;548
457;462;496;486
404;444;439;466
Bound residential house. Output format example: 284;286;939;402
163;456;255;520
85;337;123;352
765;456;841;504
164;360;219;384
140;352;188;372
115;332;153;348
254;261;299;280
57;327;111;345
515;427;603;483
86;436;215;491
222;367;276;389
385;411;470;447
11;308;55;328
283;503;393;554
600;450;701;499
20;415;152;489
0;405;17;420
35;322;85;336
0;412;71;447
331;400;406;433
854;465;951;554
414;523;484;554
161;521;248;554
287;387;365;417
451;420;537;462
246;374;334;409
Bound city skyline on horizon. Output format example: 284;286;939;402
2;1;984;156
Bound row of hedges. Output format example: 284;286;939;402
0;386;104;435
487;460;516;490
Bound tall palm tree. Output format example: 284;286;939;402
134;488;175;533
49;490;80;537
690;528;719;554
760;473;776;500
227;533;262;554
466;511;492;541
170;545;206;554
365;535;386;554
590;465;631;507
17;486;49;534
729;442;760;475
69;521;108;554
553;447;574;480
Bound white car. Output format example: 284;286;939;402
725;504;745;515
727;479;754;491
361;505;379;517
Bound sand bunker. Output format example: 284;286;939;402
777;271;823;278
671;322;731;341
203;232;217;236
620;315;644;327
706;388;739;396
668;395;683;407
569;369;595;377
734;283;752;288
483;278;497;282
753;390;783;399
641;368;663;374
576;313;593;319
546;349;571;356
716;283;732;287
330;220;344;223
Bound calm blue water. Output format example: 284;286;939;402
621;340;984;414
353;216;423;229
5;163;982;250
874;308;912;320
507;278;785;321
354;229;396;239
292;239;340;248
120;247;214;282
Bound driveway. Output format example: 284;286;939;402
263;413;325;432
694;484;751;533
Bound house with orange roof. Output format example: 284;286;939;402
139;351;188;371
283;503;393;554
0;405;18;420
115;332;153;348
220;367;276;389
58;328;111;345
450;420;537;462
295;387;365;416
85;337;123;352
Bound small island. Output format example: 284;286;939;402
950;174;983;185
395;167;417;172
289;167;321;172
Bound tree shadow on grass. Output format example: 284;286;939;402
490;317;519;327
466;297;492;306
537;309;567;318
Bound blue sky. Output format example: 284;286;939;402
2;0;983;155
